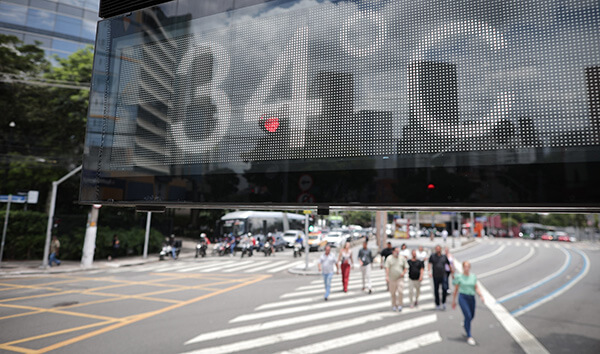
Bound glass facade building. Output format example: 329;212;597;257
0;0;99;61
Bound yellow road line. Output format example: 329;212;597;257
0;290;78;303
1;320;117;347
0;344;36;353
0;283;64;292
32;274;271;354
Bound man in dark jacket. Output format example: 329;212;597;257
428;245;451;310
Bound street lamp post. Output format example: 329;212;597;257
42;165;82;268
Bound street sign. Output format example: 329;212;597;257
0;195;26;204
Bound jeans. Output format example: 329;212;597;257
323;273;333;299
459;293;476;337
49;252;61;266
433;276;448;306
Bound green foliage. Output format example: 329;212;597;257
1;36;92;215
0;210;47;260
93;226;165;260
343;211;374;227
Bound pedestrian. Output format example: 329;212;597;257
452;261;485;346
380;241;394;290
384;246;408;311
108;234;120;261
337;242;353;293
318;245;338;301
380;242;393;269
407;249;424;307
441;229;449;243
444;246;454;295
428;245;451;310
358;241;373;293
416;245;428;263
48;235;61;267
399;243;410;259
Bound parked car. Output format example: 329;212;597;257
555;231;571;242
282;230;305;248
325;231;344;248
307;232;327;252
540;232;555;241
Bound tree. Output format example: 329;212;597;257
0;35;92;213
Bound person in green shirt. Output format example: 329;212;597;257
452;261;484;346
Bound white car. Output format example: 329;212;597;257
283;230;305;247
325;231;344;248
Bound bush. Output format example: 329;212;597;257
0;210;46;260
0;210;164;261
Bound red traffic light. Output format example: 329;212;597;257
259;116;279;133
427;184;435;189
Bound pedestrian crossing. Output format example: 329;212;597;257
94;259;307;275
181;272;444;354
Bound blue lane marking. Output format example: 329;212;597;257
498;246;571;304
510;248;588;316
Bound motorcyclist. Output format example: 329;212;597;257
294;234;304;250
197;233;209;257
169;234;177;259
267;233;275;254
229;233;236;256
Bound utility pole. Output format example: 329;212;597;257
81;204;101;268
43;165;82;268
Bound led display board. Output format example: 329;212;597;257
82;0;600;211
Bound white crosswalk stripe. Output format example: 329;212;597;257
363;331;443;354
102;258;307;274
182;273;443;354
279;314;438;354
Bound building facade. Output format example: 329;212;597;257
0;0;99;62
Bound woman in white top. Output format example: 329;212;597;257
337;242;353;293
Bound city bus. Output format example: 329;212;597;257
218;211;305;239
519;223;554;240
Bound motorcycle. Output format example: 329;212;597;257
262;241;272;256
159;239;181;260
195;242;207;258
241;242;253;258
293;243;303;258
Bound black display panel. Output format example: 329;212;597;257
82;0;600;211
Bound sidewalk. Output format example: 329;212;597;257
289;236;477;276
0;238;198;277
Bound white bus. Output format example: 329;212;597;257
218;211;305;238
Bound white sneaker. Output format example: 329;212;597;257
467;337;476;346
392;306;398;311
398;306;403;312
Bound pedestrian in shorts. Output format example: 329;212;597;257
407;249;424;307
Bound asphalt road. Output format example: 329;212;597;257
0;237;598;354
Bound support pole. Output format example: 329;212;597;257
143;212;151;258
304;213;309;270
43;165;82;268
0;195;12;264
81;204;100;268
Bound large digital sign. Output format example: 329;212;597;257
82;0;600;210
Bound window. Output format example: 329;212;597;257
54;14;82;36
52;38;80;53
81;19;96;40
26;8;56;31
0;3;27;26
